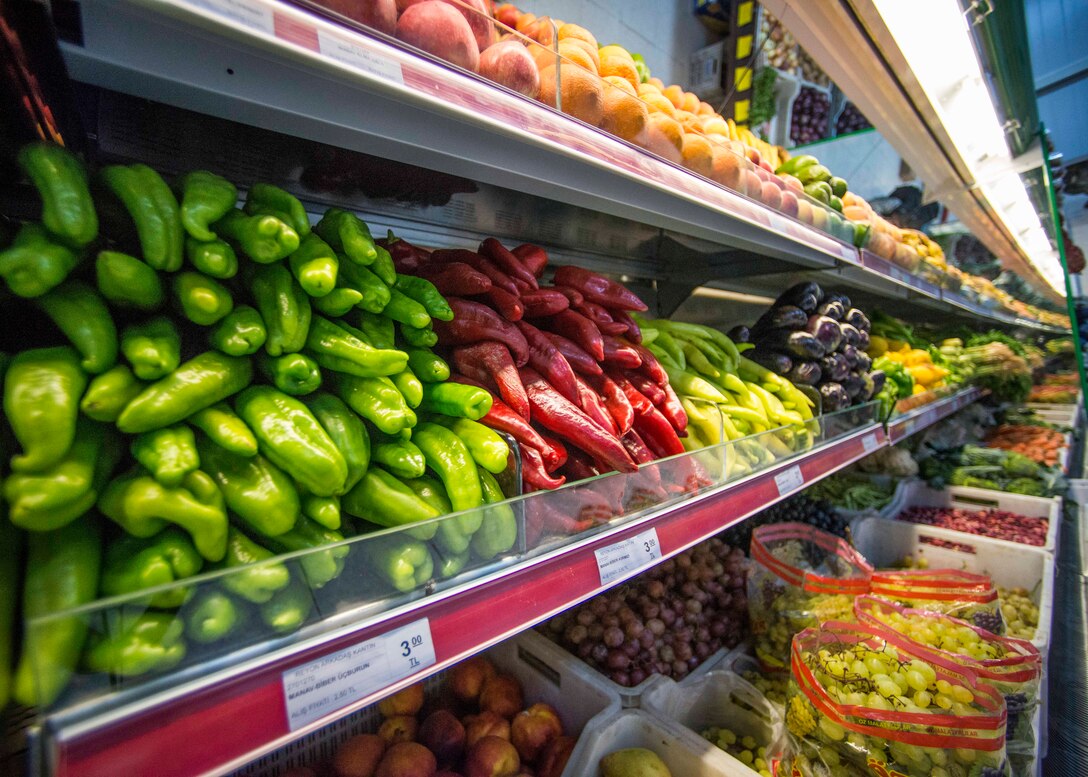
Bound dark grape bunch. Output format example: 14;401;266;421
722;494;848;551
971;609;1004;635
540;538;748;686
1005;691;1029;737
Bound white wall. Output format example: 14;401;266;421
514;0;714;89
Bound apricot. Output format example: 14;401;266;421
396;2;479;72
600;77;649;143
639;90;676;117
597;45;639;91
493;3;518;29
557;23;597;49
378;716;419;745
556;40;597;72
662;84;685;109
538;64;604;126
379;683;425;717
679;91;700;113
680;133;714;177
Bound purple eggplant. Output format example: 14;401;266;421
819;382;849;412
753;305;808;333
858;329;871;351
823;291;852;310
855;351;872;373
755;329;826;360
841;343;859;369
842;371;866;400
815;299;845;321
839;322;861;348
844;308;871;332
819;353;849;383
748;348;792;376
858;371;876;401
806;315;843;353
774;281;823;314
787;360;822;386
869;370;886;395
726;325;751;344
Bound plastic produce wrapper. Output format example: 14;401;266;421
783;620;1009;777
855;595;1040;759
869;569;1006;635
749;522;873;668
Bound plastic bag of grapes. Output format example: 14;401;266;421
855;596;1041;760
785;621;1009;777
749;523;873;669
869;570;1006;635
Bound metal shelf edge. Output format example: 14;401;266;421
886;387;984;443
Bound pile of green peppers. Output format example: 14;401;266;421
0;144;518;708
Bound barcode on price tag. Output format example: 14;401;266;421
774;465;804;497
317;29;405;84
189;0;274;33
862;433;879;453
595;528;661;586
282;618;435;730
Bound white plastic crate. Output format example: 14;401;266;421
229;631;619;777
642;671;784;776
852;517;1054;655
885;482;1060;554
562;708;752;777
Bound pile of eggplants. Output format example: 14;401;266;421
729;282;884;413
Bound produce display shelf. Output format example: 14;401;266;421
33;422;885;777
886;386;985;444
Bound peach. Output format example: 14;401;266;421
780;173;804;193
760;181;782;210
744;146;762;166
379;716;420;745
797;198;813;224
419;710;466;767
520;16;556;47
464;711;511;748
810;205;829;232
744;170;763;199
479;41;540;98
493;3;518;29
399;0;493;51
536;736;575;777
375;741;437;777
380;684;426;717
644;117;683;164
448;656;497;705
510;704;563;764
396;2;479;72
679;91;700;113
514;12;535;33
464;736;520;777
710;147;745;193
779;189;800;218
334;734;387;777
478;675;524;720
325;0;396;33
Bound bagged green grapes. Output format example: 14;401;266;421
869;569;1006;635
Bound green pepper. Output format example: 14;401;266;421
372;437;426;479
265;517;347;589
312;286;363;317
406;349;450;383
187;402;258;457
4;418;116;530
337;375;416;436
413;422;483;515
81;365;145;423
98;470;229;561
35;281;117;374
12;519;101;707
392;368;423;409
356;311;396;349
393;275;453;321
399;322;437;348
117;351;253;434
0;223;81;298
338;261;390;314
258;352;322;396
403;474;468;554
363;535;433;593
120;317;182;381
315;208;377;266
471;468;517;560
235;386;347;497
196;436;298;537
418;382;492;421
382;288;431;329
185;236;238;279
218;527;290;603
210;304;267;356
0;521;19;708
250;263;311;356
245;183;311;237
437;417;510;474
83;611;186;676
184;589;244;644
131;425;200;487
215;209;299;264
305;316;407;379
174;271;234;326
100;528;204;608
371;245;396;286
304;393;370;492
96;250;165;310
288;233;338;297
301;492;340;531
434;549;469;579
4;346;86;473
259;575;313;633
342;468;440;536
100;164;184;272
179;171;237;242
17;143;98;247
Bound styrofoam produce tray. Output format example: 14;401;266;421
852;517;1054;655
884;482;1060;554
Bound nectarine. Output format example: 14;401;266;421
396;2;479;72
479;41;540;98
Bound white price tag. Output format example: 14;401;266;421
774;465;804;497
317;29;405;84
595;528;661;586
282;618;435;730
189;0;274;33
862;433;879;453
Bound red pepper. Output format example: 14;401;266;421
631;343;669;386
452;342;530;420
480;237;538;289
521;368;638;473
512;276;534;295
633;406;686;458
553;286;585;308
576;302;628;336
525;498;592;544
563;448;601;480
539;434;567;472
588;373;634;435
521;444;566;490
625;371;667;406
657;382;688;433
552;265;648;311
621;429;656;465
611;309;642;344
546;309;604;361
609;372;654;415
379;234;424;273
436;298;529;365
544;332;602;377
413;262;492;296
430;249;519;295
484;286;524;322
575;376;619;435
550;487;614;525
517;321;579;404
512;243;548;278
520;289;570;318
602;335;642;368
